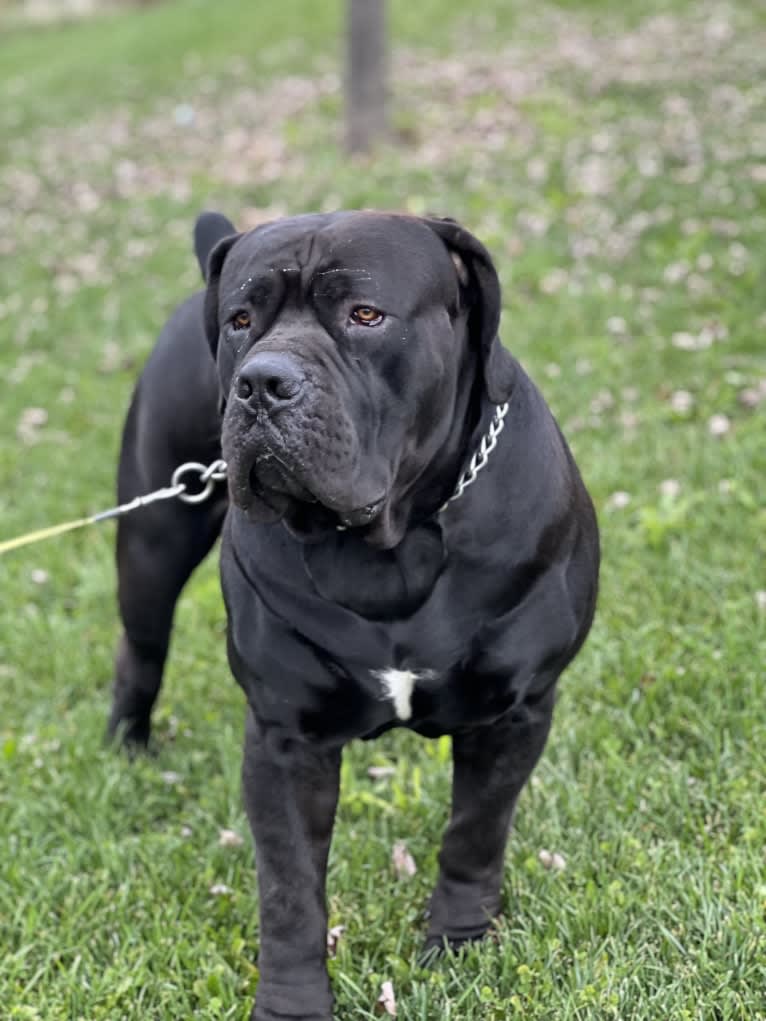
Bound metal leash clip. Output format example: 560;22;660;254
172;459;228;505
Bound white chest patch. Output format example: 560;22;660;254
372;668;426;721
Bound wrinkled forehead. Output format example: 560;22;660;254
221;213;458;301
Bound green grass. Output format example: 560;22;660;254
1;1;765;1018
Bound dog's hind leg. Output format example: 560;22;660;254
107;397;226;748
108;502;224;748
424;685;556;954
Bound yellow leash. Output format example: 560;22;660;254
0;459;227;558
0;516;95;555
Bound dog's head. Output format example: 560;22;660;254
202;211;514;549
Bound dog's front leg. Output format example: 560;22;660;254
242;708;341;1021
425;687;556;954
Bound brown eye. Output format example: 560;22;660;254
232;311;251;330
350;306;384;327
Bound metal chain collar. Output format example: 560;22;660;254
438;401;510;513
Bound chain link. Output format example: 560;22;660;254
438;401;509;513
172;459;228;505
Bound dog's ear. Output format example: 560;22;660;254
194;211;237;281
202;232;241;357
423;216;515;404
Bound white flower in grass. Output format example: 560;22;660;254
392;841;417;879
526;157;548;182
664;262;689;284
377;980;397;1017
638;155;660;178
327;925;345;957
539;849;567;871
218;829;244;848
671;331;698;351
173;104;196;126
755;592;766;613
687;273;711;297
209;883;233;896
670;390;694;413
739;380;766;408
591;390;615;414
708;414;731;437
17;407;48;445
606;491;631;511
659;479;681;499
695;325;716;348
540;268;568;294
696;252;714;271
606;315;628;336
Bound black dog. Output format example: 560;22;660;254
109;210;599;1021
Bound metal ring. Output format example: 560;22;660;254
171;461;216;505
200;458;228;484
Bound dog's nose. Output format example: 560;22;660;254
235;353;305;410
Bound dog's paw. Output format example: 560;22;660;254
251;1007;333;1021
250;977;334;1021
420;925;491;966
105;710;155;756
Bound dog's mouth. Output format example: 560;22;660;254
245;456;386;542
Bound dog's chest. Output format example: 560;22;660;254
222;514;519;740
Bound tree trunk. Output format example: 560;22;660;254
345;0;388;154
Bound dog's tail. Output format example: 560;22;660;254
194;211;237;281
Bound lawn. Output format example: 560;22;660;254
1;1;764;1018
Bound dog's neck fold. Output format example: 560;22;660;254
370;342;490;547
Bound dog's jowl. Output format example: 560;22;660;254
109;210;600;1021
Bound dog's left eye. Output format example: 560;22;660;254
232;311;251;330
350;306;384;327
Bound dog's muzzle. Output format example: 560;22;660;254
221;354;387;540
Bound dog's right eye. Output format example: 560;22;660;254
350;306;385;327
232;311;251;330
